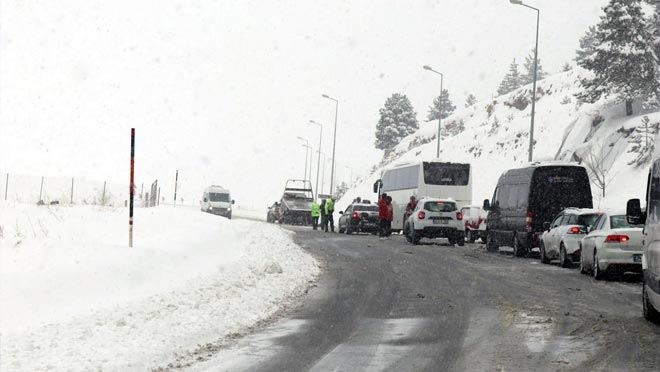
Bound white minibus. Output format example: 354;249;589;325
374;161;472;232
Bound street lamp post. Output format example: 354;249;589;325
309;120;323;200
423;65;444;158
510;0;540;162
318;151;326;195
296;136;310;182
322;94;339;196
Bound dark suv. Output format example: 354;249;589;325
338;203;380;234
484;163;593;256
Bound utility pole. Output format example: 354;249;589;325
174;170;179;207
322;94;339;195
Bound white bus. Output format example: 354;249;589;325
375;161;472;232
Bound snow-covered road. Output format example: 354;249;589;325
0;203;319;371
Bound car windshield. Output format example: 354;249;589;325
610;215;644;229
424;201;457;212
209;193;230;202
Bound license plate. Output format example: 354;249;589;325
633;254;642;263
433;219;448;225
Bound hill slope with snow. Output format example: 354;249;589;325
339;68;658;212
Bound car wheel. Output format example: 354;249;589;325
486;231;498;253
539;241;550;264
410;224;420;245
405;223;413;243
346;224;353;235
559;243;570;268
643;283;660;323
512;235;525;257
579;244;588;274
593;251;606;280
457;232;465;247
338;223;345;233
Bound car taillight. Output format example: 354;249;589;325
456;212;463;221
568;226;582;234
418;211;426;219
351;212;360;220
605;234;629;243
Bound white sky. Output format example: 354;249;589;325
0;0;606;208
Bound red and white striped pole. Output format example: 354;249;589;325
129;128;135;247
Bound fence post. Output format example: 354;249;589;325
101;181;106;206
4;173;8;201
39;176;44;202
70;177;74;204
157;187;161;206
129;128;135;248
174;170;178;207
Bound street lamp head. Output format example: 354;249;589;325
510;0;523;4
296;136;306;141
423;65;432;71
322;94;330;99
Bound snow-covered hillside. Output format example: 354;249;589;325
339;68;657;211
0;203;318;371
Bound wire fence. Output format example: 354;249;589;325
0;173;160;207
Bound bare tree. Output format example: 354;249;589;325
582;145;616;198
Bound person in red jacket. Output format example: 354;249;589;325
385;196;394;237
378;193;389;238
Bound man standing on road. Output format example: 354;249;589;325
325;197;336;232
385;196;394;237
320;199;327;232
378;193;389;238
404;195;417;224
310;200;321;230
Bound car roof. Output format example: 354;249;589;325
561;208;600;215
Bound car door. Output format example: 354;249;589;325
585;214;607;269
547;213;565;255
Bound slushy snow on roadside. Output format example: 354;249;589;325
0;202;319;371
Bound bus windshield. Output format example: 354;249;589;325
423;163;470;186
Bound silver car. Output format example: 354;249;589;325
580;212;644;280
539;208;601;267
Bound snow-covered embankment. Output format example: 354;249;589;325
0;203;318;371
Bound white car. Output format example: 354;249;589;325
461;205;487;243
579;212;644;280
539;208;601;267
404;197;465;246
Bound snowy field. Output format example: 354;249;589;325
0;202;318;371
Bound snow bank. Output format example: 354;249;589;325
338;68;656;212
0;203;318;371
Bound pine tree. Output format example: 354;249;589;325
646;1;660;108
576;0;659;116
497;59;522;96
628;115;660;167
562;62;573;72
520;49;547;86
575;25;598;62
374;93;419;153
426;89;456;122
465;93;477;107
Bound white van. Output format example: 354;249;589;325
201;185;234;219
375;161;472;233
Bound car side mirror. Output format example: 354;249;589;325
339;211;343;215
373;179;383;194
232;200;235;205
483;199;490;211
543;221;551;231
203;198;208;202
627;198;644;225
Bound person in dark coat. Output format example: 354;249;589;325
320;199;327;232
385;196;394;237
378;193;389;238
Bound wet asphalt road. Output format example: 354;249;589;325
196;226;660;372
